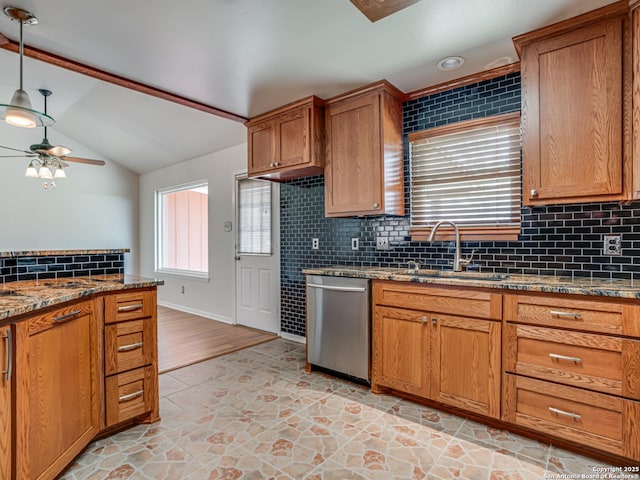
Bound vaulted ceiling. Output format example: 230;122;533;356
0;0;617;174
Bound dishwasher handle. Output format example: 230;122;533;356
307;283;367;293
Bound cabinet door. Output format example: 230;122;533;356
430;314;501;418
276;107;309;168
522;18;623;205
15;301;99;480
0;325;11;480
372;306;429;397
325;93;383;216
247;119;276;174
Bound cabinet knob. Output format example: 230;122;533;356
269;163;275;167
274;162;280;167
373;202;379;209
432;318;437;325
530;189;538;197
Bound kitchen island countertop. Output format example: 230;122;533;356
0;274;163;322
303;266;640;299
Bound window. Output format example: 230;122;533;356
409;112;521;241
156;181;208;276
237;178;272;255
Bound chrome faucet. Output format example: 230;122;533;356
407;260;422;273
427;220;474;272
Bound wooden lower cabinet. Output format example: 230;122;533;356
103;289;159;429
0;325;12;480
431;314;501;418
373;306;429;397
372;281;502;419
14;300;100;480
503;374;640;461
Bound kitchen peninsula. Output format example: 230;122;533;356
0;249;163;480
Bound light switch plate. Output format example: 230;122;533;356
351;238;359;250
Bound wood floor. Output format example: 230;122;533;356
157;306;278;373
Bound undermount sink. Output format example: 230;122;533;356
403;269;509;281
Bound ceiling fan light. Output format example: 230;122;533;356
6;89;36;128
38;163;53;179
53;166;66;178
24;161;38;178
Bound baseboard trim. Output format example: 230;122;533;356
158;301;234;324
279;332;305;344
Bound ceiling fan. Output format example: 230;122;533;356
0;89;105;188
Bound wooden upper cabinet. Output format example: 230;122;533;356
514;3;630;206
325;81;404;217
246;96;325;181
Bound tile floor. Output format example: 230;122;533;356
59;339;635;479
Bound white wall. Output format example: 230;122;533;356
0;126;139;273
139;143;246;323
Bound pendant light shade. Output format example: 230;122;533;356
0;7;55;128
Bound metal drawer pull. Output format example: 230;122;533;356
119;390;144;403
54;310;82;323
549;310;582;319
118;342;144;352
549;353;582;364
118;303;143;312
2;329;12;382
548;406;582;421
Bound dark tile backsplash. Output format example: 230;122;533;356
0;253;124;283
280;72;640;337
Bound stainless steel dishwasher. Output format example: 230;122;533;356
306;275;370;382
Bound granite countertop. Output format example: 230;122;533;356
0;248;130;258
0;274;164;322
303;266;640;299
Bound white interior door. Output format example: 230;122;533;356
235;175;280;333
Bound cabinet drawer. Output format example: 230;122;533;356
504;324;640;399
28;301;94;336
104;290;155;324
373;280;501;320
105;318;156;376
503;374;640;460
105;366;155;427
503;294;640;337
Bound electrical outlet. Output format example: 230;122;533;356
180;285;185;294
376;236;389;251
312;238;319;250
603;235;621;256
351;238;359;251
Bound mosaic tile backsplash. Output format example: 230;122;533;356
279;72;640;337
0;253;125;283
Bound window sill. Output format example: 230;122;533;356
154;269;210;282
411;226;520;242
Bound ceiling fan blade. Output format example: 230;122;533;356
0;155;36;158
47;145;72;157
0;144;32;154
61;156;106;166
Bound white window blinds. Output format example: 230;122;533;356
410;114;521;229
238;178;272;255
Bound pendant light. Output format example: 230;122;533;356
0;6;54;128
